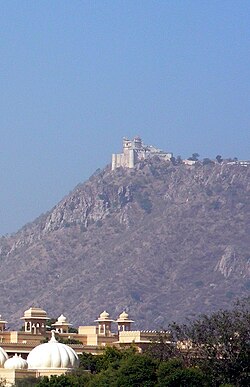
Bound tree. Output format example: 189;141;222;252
188;153;200;161
216;155;223;163
116;354;157;387
176;155;182;165
36;372;92;387
157;358;184;382
88;367;118;387
69;326;78;333
85;348;154;387
97;346;124;372
170;298;250;386
202;158;214;166
146;330;176;361
157;359;206;387
0;379;6;387
79;352;100;373
14;377;38;387
170;156;176;165
46;318;57;331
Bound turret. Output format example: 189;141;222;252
52;314;72;334
20;307;48;335
0;315;7;332
133;136;142;148
95;311;114;336
116;311;134;332
123;137;133;150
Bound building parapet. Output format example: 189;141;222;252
183;159;198;166
226;160;250;167
112;137;173;170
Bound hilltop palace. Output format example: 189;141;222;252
0;307;169;386
112;136;250;168
112;136;173;170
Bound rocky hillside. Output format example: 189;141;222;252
0;159;249;329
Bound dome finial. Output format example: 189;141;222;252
50;330;58;343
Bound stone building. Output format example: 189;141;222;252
20;307;48;335
52;314;72;334
0;331;79;386
112;136;173;170
0;316;7;333
0;307;171;385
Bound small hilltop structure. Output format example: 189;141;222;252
112;136;173;170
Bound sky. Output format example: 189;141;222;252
0;0;249;235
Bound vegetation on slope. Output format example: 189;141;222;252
0;159;249;328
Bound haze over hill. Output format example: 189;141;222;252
0;158;249;329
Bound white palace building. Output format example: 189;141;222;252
0;307;168;386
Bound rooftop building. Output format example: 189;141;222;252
0;307;171;385
112;136;173;170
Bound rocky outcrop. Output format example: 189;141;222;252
215;246;250;278
0;160;249;329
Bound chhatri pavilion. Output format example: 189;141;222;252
0;306;169;386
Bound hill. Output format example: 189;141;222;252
0;158;249;329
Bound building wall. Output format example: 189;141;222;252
0;369;37;387
112;137;173;170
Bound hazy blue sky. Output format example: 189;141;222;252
0;0;249;235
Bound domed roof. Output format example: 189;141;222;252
4;354;28;370
100;311;109;319
0;347;8;368
27;331;79;370
94;310;115;323
119;311;128;319
52;314;72;329
21;307;48;320
57;314;67;323
116;311;134;323
95;311;114;322
0;315;7;324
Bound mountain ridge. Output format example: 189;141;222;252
0;159;249;329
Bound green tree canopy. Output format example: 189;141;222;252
170;298;250;386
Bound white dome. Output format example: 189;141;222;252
27;331;79;369
0;347;8;368
57;314;67;323
119;311;129;319
4;354;28;370
100;311;109;319
116;311;134;323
